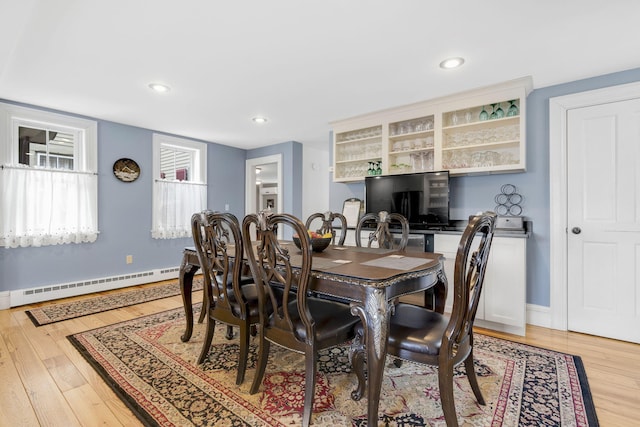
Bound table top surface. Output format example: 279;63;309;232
185;243;442;286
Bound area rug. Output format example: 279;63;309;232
68;306;598;427
26;278;203;326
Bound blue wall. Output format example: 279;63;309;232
0;103;247;292
3;67;640;299
329;67;640;307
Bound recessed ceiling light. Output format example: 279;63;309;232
252;116;268;124
148;83;171;93
439;57;465;69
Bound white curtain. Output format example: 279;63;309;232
152;179;206;239
0;166;98;248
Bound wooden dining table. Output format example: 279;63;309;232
179;243;446;427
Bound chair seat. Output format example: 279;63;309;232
216;274;253;287
387;303;448;357
278;297;358;346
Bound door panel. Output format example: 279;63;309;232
567;98;640;343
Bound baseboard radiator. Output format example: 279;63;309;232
8;267;181;308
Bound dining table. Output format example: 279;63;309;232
179;243;447;427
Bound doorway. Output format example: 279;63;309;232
245;154;282;216
550;81;640;343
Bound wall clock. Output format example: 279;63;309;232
113;158;140;182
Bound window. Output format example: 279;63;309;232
152;134;207;239
0;102;98;248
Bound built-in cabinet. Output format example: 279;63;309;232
334;228;527;335
331;77;532;181
434;233;527;336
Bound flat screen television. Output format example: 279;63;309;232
364;171;450;229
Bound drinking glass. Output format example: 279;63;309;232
507;100;519;117
465;111;473;123
451;112;459;126
489;103;497;120
495;103;504;119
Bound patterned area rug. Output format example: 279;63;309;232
68;306;598;427
26;278;203;326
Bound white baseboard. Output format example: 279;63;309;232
526;303;554;329
8;267;181;308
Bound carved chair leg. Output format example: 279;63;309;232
225;325;234;340
198;302;207;323
438;362;459;427
197;318;216;364
236;322;250;385
302;349;317;427
250;338;270;394
464;351;485;405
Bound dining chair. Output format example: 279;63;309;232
355;210;410;250
350;211;497;427
242;211;359;427
190;211;262;385
305;211;348;245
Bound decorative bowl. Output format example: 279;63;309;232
292;236;332;252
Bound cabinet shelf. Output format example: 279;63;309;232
335;135;381;145
442;115;518;131
336;156;382;164
442;139;519;151
389;147;434;156
389;129;435;140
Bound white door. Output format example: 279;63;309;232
567;97;640;343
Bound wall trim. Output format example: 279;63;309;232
526;303;551;329
8;267;180;308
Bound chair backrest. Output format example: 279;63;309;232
242;211;314;350
305;211;348;246
355;211;410;250
191;210;248;317
445;211;497;354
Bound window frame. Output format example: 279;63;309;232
152;133;208;239
1;102;97;171
152;133;206;184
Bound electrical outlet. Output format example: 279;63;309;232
225;203;229;211
126;255;133;264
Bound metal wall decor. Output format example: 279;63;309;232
494;184;523;216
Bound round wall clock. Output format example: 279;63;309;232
113;158;140;182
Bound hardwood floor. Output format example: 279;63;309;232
1;281;638;426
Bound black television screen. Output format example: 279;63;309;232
364;171;450;229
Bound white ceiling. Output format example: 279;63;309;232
2;1;639;152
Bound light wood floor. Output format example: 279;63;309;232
1;280;638;426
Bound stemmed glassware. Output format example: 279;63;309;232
495;103;504;119
489;103;497;120
507;100;519;117
479;106;489;121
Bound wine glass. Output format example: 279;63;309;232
495;103;504;119
489;103;497;120
507;100;519;117
479;106;489;121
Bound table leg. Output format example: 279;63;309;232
180;257;200;342
351;288;391;427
